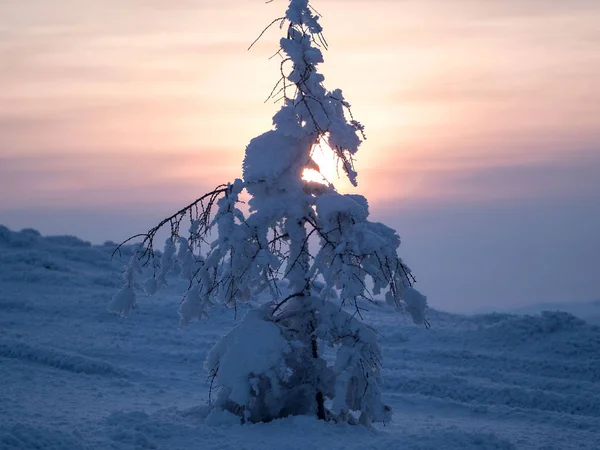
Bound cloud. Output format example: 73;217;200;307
0;150;241;210
357;146;600;206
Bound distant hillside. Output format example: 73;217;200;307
508;300;600;326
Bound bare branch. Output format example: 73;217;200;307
248;17;286;51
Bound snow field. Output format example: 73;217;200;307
1;226;599;449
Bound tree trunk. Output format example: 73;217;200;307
311;334;326;420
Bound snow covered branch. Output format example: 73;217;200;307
111;184;229;264
110;0;427;426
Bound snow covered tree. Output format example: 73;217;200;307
110;0;427;426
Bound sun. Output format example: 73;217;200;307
302;138;339;184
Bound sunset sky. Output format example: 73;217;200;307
1;0;598;312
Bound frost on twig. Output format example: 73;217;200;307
111;0;427;425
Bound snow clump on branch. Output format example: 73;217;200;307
110;0;427;426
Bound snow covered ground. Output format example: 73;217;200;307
1;225;599;449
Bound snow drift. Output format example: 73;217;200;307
1;225;599;448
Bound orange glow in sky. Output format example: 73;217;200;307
1;0;599;311
2;0;599;213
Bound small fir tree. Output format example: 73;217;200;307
111;0;427;426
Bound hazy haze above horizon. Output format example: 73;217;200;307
1;0;598;312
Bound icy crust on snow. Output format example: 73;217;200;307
0;424;85;450
1;225;600;448
0;341;128;377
